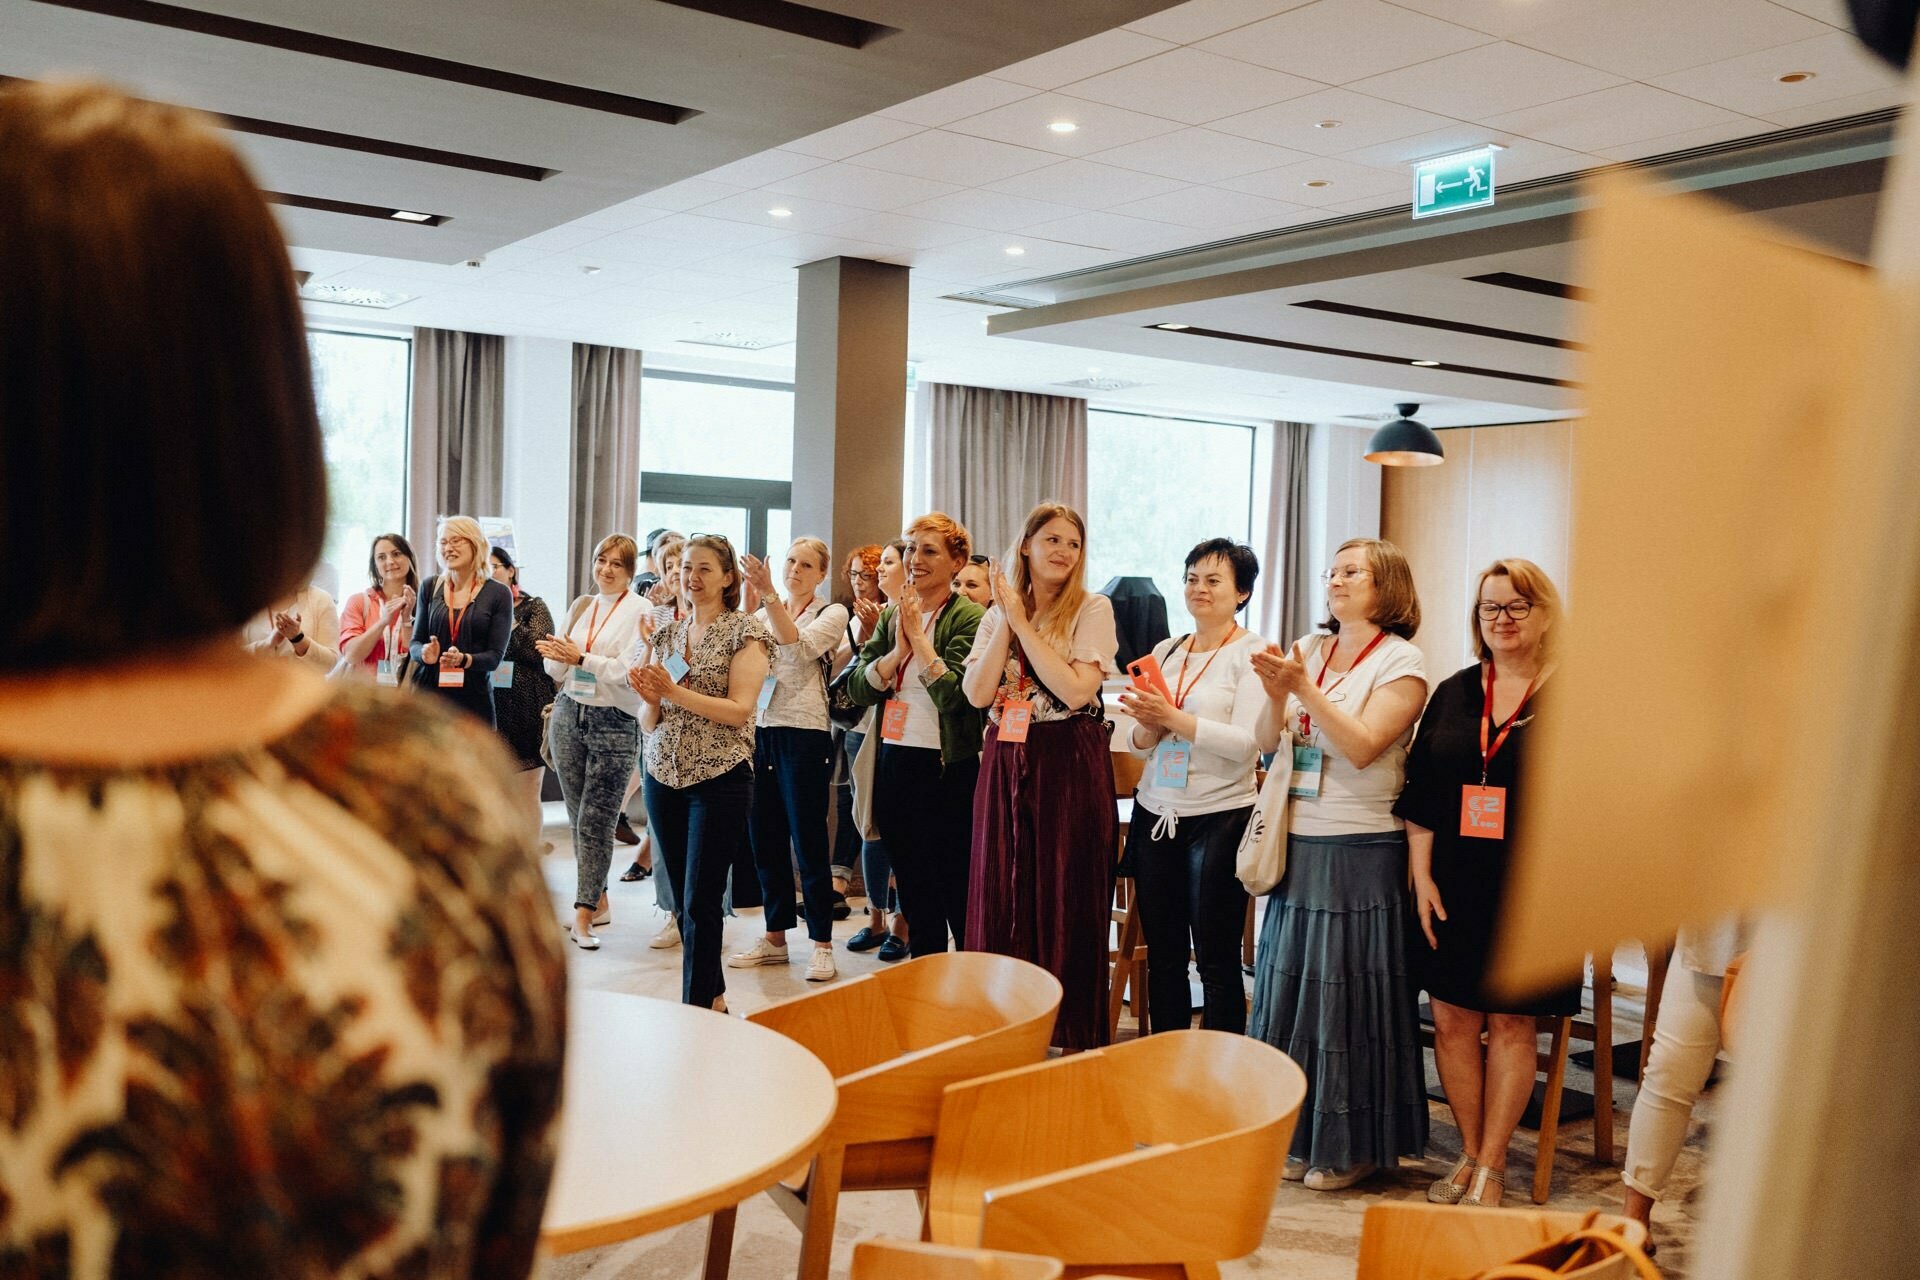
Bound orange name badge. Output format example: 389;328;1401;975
998;699;1034;743
438;665;466;689
881;699;910;741
1460;785;1507;839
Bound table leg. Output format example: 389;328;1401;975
1593;951;1615;1166
704;1205;738;1280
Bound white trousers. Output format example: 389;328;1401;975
1623;969;1724;1200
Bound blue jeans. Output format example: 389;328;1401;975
647;763;753;1008
749;727;837;943
549;697;639;911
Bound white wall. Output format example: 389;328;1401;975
501;337;573;607
1305;422;1382;587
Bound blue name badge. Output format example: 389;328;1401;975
491;660;515;689
663;653;691;684
566;667;597;699
375;659;399;688
1152;739;1191;789
1288;743;1324;798
757;675;777;710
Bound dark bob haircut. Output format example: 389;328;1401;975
1184;538;1259;611
0;81;326;672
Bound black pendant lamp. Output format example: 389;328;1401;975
1364;402;1445;467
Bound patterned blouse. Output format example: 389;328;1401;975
0;683;568;1279
642;610;773;790
967;594;1121;726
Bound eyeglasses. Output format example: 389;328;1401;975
847;570;875;581
1320;567;1372;585
1476;600;1535;620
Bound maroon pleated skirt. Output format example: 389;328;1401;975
966;714;1117;1051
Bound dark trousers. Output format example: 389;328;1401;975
646;763;752;1008
1127;803;1254;1035
749;726;837;943
873;744;976;957
839;729;891;910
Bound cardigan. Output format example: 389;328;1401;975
847;594;987;767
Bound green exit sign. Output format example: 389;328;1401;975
1413;147;1496;219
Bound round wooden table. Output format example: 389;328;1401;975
540;990;838;1256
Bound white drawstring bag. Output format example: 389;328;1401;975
1235;753;1291;896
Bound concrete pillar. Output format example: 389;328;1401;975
791;257;910;563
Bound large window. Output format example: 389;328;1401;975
639;370;792;558
308;330;410;594
1084;410;1256;637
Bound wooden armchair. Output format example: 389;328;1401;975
1356;1202;1649;1279
925;1029;1307;1279
709;953;1062;1280
852;1239;1064;1280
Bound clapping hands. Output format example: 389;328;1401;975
1250;641;1307;701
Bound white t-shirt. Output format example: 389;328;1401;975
966;594;1120;724
1129;629;1278;820
545;591;644;715
1266;631;1428;837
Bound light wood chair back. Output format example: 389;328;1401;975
1108;750;1148;1037
1112;750;1144;797
711;954;1063;1280
1355;1203;1649;1279
852;1239;1063;1280
926;1030;1306;1274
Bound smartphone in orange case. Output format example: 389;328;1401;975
1127;653;1172;700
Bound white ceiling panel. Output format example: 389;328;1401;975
1648;30;1905;116
569;230;727;270
1089;126;1312;183
1589;116;1784;161
1199;0;1493;83
763;162;967;211
639;213;795;249
896;187;1087;231
631;178;750;213
1210;87;1462;155
821;211;980;250
1383;0;1625;38
946;92;1183;155
568;200;676;233
1351;41;1626;118
1767;0;1851;22
1060;47;1322;124
993;28;1176;89
1123;0;1315;43
695;149;831;190
850;130;1061;184
984;157;1191;207
877;76;1037;127
1763;82;1910;126
1484;83;1755;153
691;190;865;234
1022;208;1207;248
1219;155;1408;205
1110;184;1311;227
779;115;928;161
1512;0;1829;79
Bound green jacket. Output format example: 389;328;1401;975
848;594;987;766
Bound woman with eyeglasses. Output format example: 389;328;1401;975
1249;537;1430;1191
336;533;417;680
962;502;1120;1052
848;514;986;958
839;540;911;961
628;534;772;1010
728;537;851;984
410;515;515;728
1397;558;1576;1208
536;535;645;949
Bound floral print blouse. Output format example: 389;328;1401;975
641;610;772;789
0;683;567;1279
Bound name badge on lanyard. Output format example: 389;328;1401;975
1288;743;1324;798
663;653;691;684
998;698;1034;743
438;666;465;689
492;660;515;689
1152;738;1190;788
376;659;399;688
1461;658;1541;841
757;676;777;711
881;699;910;741
566;667;597;699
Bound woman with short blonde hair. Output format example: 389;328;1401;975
409;514;515;727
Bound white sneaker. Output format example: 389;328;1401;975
649;917;681;949
1283;1156;1307;1182
727;937;789;968
1304;1162;1376;1192
568;926;600;951
806;948;837;983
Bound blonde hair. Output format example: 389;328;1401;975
592;533;639;576
1009;502;1091;657
787;536;831;575
1324;537;1420;639
1472;558;1563;662
435;515;490;597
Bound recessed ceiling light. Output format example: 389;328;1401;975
1048;120;1079;134
1004;245;1026;256
580;264;602;276
1486;142;1510;151
388;209;433;223
1304;179;1332;189
768;206;793;217
1314;120;1342;129
1155;322;1190;330
1411;359;1441;367
1777;70;1816;83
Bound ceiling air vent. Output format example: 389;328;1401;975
1055;376;1147;392
677;331;792;351
300;283;415;309
1339;411;1399;423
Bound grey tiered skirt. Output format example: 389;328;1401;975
1249;831;1429;1172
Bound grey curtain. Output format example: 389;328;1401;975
1259;421;1314;645
407;328;504;558
569;343;643;599
925;382;1088;563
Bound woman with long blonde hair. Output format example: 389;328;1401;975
410;514;515;728
962;501;1119;1051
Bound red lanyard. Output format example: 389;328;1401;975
1172;626;1237;709
1299;630;1388;739
446;578;480;648
893;596;950;693
581;593;629;656
1479;658;1542;784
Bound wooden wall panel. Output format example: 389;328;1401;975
1382;420;1576;683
